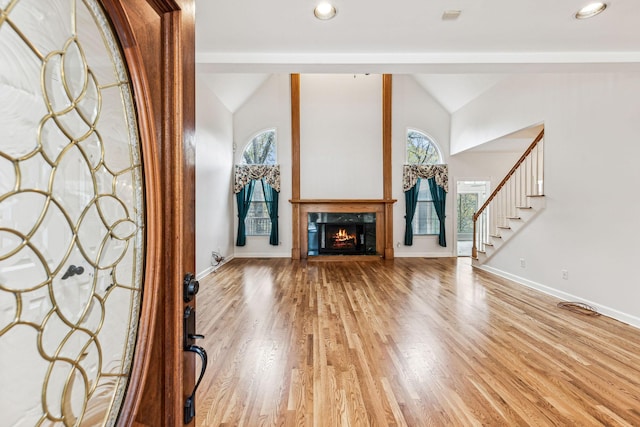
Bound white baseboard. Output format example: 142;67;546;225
394;252;456;258
196;266;214;281
234;252;291;258
477;265;640;330
196;255;235;280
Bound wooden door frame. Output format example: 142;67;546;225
101;1;196;425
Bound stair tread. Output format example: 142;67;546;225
527;194;545;197
489;234;502;238
497;226;511;229
507;216;522;220
516;206;532;209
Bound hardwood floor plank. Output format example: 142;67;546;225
195;258;640;426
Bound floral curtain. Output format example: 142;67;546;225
234;165;280;193
402;164;448;192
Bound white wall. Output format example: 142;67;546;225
233;74;292;257
300;74;383;199
452;73;640;326
195;76;234;277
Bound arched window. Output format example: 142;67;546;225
241;129;276;237
407;129;442;165
241;129;276;165
406;130;442;236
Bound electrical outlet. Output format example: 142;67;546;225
562;269;568;280
520;258;526;268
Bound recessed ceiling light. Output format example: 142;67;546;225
314;2;337;20
575;2;607;19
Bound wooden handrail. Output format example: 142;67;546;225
473;129;544;222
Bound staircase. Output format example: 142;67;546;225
472;129;545;263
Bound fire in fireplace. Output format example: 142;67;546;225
316;222;374;255
329;227;358;250
307;212;376;256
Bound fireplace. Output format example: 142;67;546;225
308;213;376;256
290;199;395;259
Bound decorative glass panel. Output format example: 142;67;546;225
0;1;145;426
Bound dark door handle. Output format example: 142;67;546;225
183;273;199;302
183;304;207;424
61;264;85;280
184;344;207;424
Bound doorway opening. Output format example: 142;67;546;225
457;181;490;256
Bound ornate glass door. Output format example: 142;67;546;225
1;1;146;425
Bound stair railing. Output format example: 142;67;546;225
472;129;544;259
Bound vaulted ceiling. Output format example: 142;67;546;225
195;0;640;113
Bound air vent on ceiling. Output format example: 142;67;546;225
442;10;461;20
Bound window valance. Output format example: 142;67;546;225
234;164;281;193
403;164;448;192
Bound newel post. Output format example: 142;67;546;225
472;213;478;259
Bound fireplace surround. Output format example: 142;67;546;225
290;199;396;259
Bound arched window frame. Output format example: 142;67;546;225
240;128;277;165
406;128;443;165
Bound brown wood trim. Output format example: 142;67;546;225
162;8;190;426
291;74;301;200
104;1;162;424
291;74;301;259
382;75;394;259
146;0;181;13
382;75;392;201
175;1;197;422
107;0;194;425
291;203;301;260
385;202;395;259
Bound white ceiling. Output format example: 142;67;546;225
195;0;640;114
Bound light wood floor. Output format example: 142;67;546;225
195;257;640;426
